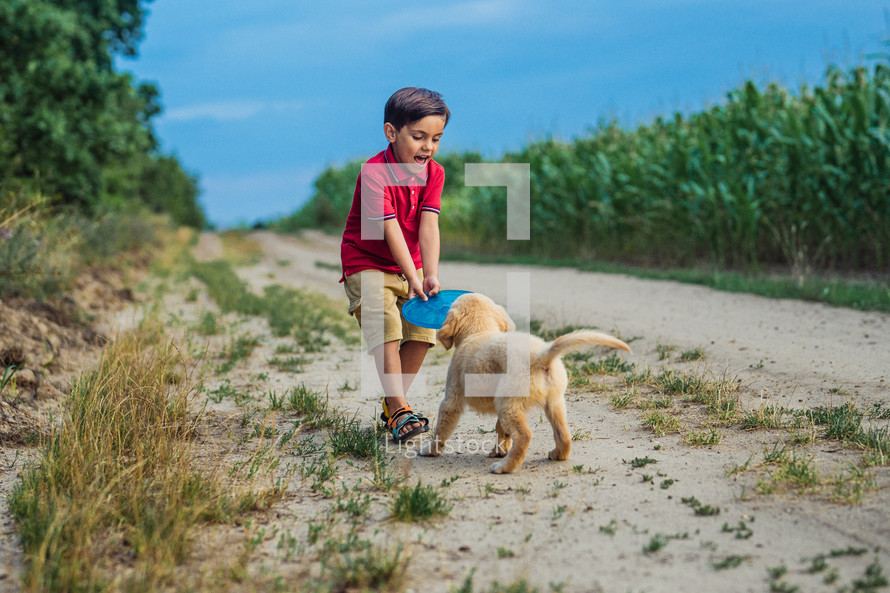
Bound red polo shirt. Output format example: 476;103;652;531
340;145;444;279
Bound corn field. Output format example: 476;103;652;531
279;61;890;274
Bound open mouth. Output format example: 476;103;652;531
413;155;429;166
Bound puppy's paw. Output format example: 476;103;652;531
489;460;513;474
487;446;507;458
548;448;570;461
419;442;440;457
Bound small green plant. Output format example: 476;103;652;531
642;409;682;436
497;547;516;559
628;456;657;468
721;519;754;539
660;478;675;489
549;480;568;497
322;543;410;593
643;534;669;554
392;482;452;521
0;363;23;392
680;346;705;361
267;355;308;373
582;353;635;375
611;392;634;409
287;383;332;428
685;428;722;446
656;343;678;360
194;311;220;336
712;555;747;570
599;519;618;536
327;415;383;459
681;496;720;516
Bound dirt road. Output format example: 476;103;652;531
3;230;888;593
226;231;890;593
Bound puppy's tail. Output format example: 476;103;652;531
533;330;631;370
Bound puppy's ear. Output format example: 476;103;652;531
438;316;455;350
497;305;516;333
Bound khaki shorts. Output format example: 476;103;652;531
343;269;437;352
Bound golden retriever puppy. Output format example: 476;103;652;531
419;293;631;473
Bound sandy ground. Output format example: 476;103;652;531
2;230;888;593
218;231;890;593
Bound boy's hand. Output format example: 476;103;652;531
422;275;441;298
407;276;427;301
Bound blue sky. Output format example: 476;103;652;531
120;1;890;228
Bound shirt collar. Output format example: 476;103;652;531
384;144;429;184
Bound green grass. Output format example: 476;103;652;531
187;257;351;348
8;322;280;592
286;383;333;429
321;543;410;593
392;481;452;522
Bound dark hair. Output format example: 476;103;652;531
384;87;450;130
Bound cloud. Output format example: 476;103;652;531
164;99;303;123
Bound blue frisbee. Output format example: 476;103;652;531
401;290;472;329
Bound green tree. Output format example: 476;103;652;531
0;0;205;228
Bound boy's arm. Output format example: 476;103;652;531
383;219;427;300
418;211;440;297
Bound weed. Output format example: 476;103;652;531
194;311;220;336
322;542;410;593
831;464;877;504
712;555;747;570
327;415;383;459
552;505;567;519
680;346;706;361
334;491;372;518
856;426;890;465
681;496;721;516
392;482;452;521
660;479;675;489
767;565;788;580
830;546;868;557
762;442;789;464
867;402;890;420
806;402;863;440
267;355;308;373
642;409;682;436
497;547;516;559
656;343;678;360
722;519;754;539
643;533;679;555
611;392;634;409
582;353;635;375
742;405;789;429
685;428;722;446
850;558;888;591
0;362;23;393
216;333;260;373
267;390;286;411
8;323;276;592
599;519;618;536
571;428;591;441
287;383;332;428
628;456;658;468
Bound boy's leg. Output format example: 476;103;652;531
398;340;431;394
371;340;430;437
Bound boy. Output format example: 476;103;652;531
340;87;450;442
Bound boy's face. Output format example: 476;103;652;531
384;115;446;173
